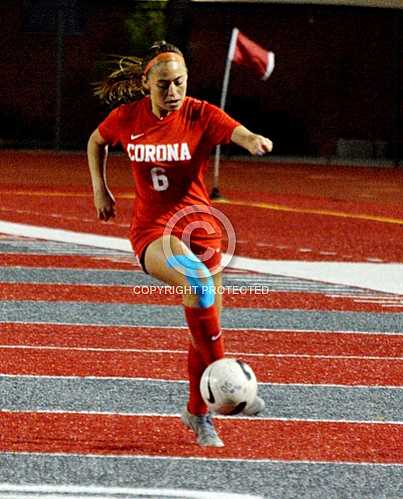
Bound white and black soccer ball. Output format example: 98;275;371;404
200;358;257;415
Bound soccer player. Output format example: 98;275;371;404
87;41;273;447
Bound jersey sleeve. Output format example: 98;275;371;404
201;101;240;147
98;107;121;146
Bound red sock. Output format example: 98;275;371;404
187;343;208;415
184;305;224;416
184;304;224;365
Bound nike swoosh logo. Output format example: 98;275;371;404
211;331;222;341
236;359;252;380
207;376;215;404
130;133;144;140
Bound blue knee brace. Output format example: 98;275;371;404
167;254;215;308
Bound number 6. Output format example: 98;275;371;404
150;167;169;191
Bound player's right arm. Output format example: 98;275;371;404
87;128;116;221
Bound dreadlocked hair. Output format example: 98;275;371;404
93;41;184;106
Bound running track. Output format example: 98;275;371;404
0;151;402;498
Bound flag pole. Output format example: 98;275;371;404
210;28;239;199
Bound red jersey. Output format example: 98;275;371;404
98;96;240;260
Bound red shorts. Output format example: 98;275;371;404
130;226;222;273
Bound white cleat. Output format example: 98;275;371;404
181;408;224;447
243;396;265;416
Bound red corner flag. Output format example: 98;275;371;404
229;28;275;81
211;27;275;200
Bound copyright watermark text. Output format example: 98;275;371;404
132;285;271;295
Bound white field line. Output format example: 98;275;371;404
353;300;403;305
230;255;403;295
0;483;261;499
0;221;133;252
1;344;402;361
328;294;400;299
2;451;403;467
1;409;402;426
1;373;402;390
2;451;403;466
1;220;403;294
0;409;403;426
1;321;403;336
0;251;140;262
336;295;403;301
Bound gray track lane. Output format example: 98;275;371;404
1;300;402;332
0;453;401;499
1;242;402;498
1;376;402;422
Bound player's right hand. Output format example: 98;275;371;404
94;188;116;221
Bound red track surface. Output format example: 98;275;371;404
2;194;402;262
1;151;403;263
2;346;402;386
1;250;402;311
2;282;402;311
0;253;139;270
1;412;401;463
1;152;403;469
2;324;403;357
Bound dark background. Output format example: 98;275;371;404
0;0;401;161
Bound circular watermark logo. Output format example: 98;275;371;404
162;205;236;276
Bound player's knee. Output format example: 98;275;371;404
167;254;214;308
181;293;199;308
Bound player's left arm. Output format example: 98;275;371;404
231;125;273;156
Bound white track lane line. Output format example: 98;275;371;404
1;220;403;294
3;450;403;467
2;322;403;336
0;483;262;499
1;409;402;425
1;373;401;390
1;344;402;361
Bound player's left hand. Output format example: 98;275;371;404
249;134;273;156
231;125;273;157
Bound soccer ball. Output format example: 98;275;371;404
200;358;257;415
